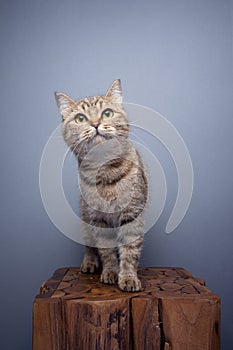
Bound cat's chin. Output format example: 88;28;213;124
91;134;106;144
91;133;113;144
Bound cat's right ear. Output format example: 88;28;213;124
54;92;74;120
105;79;123;104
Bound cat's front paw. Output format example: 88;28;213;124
81;260;99;274
100;270;118;284
118;275;141;292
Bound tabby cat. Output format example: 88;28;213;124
55;80;148;291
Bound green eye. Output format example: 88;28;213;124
101;109;114;119
75;114;87;123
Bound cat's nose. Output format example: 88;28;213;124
91;121;99;129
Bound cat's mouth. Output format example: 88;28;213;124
89;130;107;144
94;128;111;140
86;126;115;145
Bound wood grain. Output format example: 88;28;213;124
33;267;220;350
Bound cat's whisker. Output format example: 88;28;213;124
67;146;78;162
69;139;84;161
128;120;138;125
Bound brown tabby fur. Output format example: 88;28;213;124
55;80;148;291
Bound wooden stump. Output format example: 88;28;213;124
33;267;220;350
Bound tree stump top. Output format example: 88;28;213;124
37;266;217;301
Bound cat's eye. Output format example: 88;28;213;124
75;114;88;123
101;109;114;119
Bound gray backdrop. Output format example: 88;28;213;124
1;0;233;349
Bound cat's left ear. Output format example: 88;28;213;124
55;92;74;120
105;79;122;104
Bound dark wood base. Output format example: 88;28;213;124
33;267;220;350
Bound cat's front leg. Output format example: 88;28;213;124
98;248;118;284
118;236;143;292
81;246;99;273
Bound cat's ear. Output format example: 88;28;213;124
105;79;122;104
55;92;74;120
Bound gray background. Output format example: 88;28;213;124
1;0;232;349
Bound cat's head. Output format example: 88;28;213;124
55;79;129;160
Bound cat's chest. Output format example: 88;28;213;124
96;183;118;203
80;179;131;213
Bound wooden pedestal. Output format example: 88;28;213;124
33;267;220;350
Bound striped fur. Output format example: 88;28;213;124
55;80;148;291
